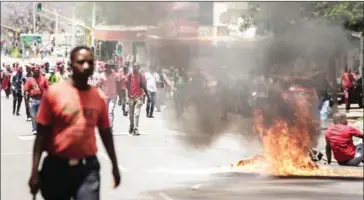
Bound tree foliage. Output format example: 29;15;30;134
246;2;364;33
1;2;50;34
76;2;169;27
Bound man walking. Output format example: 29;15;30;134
144;66;159;118
28;46;121;200
126;62;150;135
340;66;356;113
24;65;49;134
11;65;26;115
97;62;121;132
118;64;130;116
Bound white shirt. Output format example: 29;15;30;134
145;72;159;92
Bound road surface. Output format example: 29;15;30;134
1;90;362;200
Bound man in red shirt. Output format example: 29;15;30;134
24;66;49;134
117;64;130;116
340;66;356;112
325;113;363;166
28;46;121;200
126;62;150;135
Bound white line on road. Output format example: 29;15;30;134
1;152;32;155
18;135;36;141
158;192;176;200
97;151;128;172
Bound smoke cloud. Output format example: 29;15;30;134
165;2;354;151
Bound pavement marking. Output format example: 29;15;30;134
1;152;32;155
113;131;149;136
158;192;176;200
97;151;128;172
18;135;36;140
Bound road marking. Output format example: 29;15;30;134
18;135;36;140
113;131;149;136
1;152;32;155
97;151;128;172
158;192;176;200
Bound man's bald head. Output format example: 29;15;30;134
333;113;347;125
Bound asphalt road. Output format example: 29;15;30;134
1;89;363;200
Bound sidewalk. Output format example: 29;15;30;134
337;104;363;119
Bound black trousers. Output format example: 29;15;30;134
24;96;31;118
4;87;11;97
12;90;22;114
40;155;100;200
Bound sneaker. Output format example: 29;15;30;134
26;117;32;121
129;126;134;134
32;130;37;135
133;129;140;136
16;112;20;116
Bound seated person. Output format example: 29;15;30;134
325;113;363;166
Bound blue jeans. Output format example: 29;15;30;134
29;98;41;131
107;97;117;130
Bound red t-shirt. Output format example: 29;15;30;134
341;72;356;88
325;124;362;162
36;81;110;159
24;76;49;98
126;72;146;98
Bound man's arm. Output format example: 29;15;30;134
325;138;332;164
97;99;119;169
140;74;150;100
349;126;364;139
30;93;52;177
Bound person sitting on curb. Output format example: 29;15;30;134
325;113;363;166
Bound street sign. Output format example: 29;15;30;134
116;42;123;56
20;34;41;46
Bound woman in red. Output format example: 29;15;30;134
2;65;12;98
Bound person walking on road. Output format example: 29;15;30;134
24;65;49;134
117;64;130;116
28;46;121;200
2;65;12;98
11;65;26;115
144;66;159;118
340;66;356;113
97;62;121;132
24;65;33;121
126;62;150;135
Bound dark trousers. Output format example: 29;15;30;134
40;155;100;200
344;87;353;111
4;87;11;98
12;90;22;114
24;97;31;118
146;91;156;117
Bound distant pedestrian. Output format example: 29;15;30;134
2;65;12;98
28;46;121;200
144;66;158;118
11;65;26;115
340;66;356;113
126;62;150;135
24;65;49;134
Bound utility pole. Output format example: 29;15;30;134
360;33;364;117
55;11;59;47
71;5;76;47
33;2;36;33
91;2;96;47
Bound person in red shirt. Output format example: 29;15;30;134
24;66;49;134
28;46;120;200
325;113;363;166
2;65;12;98
340;67;356;112
117;65;130;116
125;62;150;135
